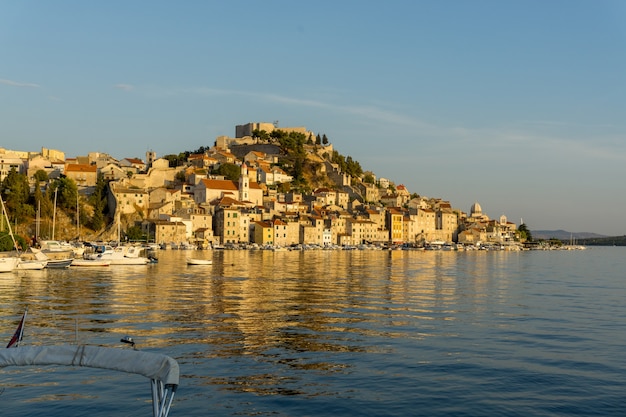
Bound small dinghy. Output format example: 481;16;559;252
186;258;212;265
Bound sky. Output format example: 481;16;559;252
2;1;626;236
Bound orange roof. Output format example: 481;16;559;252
201;179;238;190
65;163;96;172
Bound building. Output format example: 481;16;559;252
110;185;149;216
387;208;404;243
64;163;97;187
194;164;263;206
144;219;187;245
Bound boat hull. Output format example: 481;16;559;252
17;260;47;270
46;259;74;268
186;258;213;265
0;257;20;272
71;259;111;267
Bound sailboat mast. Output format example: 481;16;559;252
0;194;20;252
52;187;58;240
77;193;80;240
36;200;40;241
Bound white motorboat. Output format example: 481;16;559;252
186;258;213;265
0;256;20;272
88;245;150;265
0;344;179;417
35;242;75;267
16;259;47;270
17;249;49;270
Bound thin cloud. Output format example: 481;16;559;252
114;83;135;91
0;78;40;88
130;84;626;162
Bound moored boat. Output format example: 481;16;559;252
87;244;150;265
45;258;74;268
0;256;20;272
17;249;49;270
16;259;47;270
186;258;212;265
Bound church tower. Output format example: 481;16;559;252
146;150;156;168
239;163;249;202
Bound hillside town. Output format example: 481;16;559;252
1;122;523;250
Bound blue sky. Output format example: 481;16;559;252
2;1;625;235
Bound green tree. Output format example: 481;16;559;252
53;177;78;211
214;163;241;181
1;168;32;223
41;183;55;220
175;170;186;183
162;152;189;168
89;173;108;231
322;134;329;145
252;129;270;142
125;225;146;241
34;169;48;182
345;156;363;178
363;174;375;184
316;134;322;145
518;223;533;241
0;231;27;251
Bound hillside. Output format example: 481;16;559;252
532;230;606;240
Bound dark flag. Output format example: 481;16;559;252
6;309;27;348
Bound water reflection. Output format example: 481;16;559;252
2;249;624;416
2;250;519;352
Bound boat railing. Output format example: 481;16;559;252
0;344;179;417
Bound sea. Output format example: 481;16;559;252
0;247;625;416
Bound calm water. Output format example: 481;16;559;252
1;247;625;416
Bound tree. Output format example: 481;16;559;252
53;177;78;211
89;174;108;231
125;225;146;242
252;129;270;142
345;156;363;178
162;152;189;168
0;231;27;251
34;169;48;182
363;174;375;184
518;223;533;242
1;168;32;223
214;163;241;181
316;134;321;145
175;171;186;183
322;134;329;146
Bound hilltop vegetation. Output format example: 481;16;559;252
165;129;366;193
